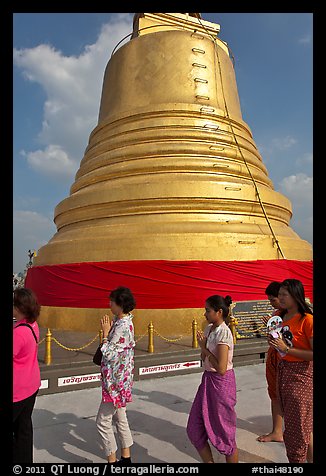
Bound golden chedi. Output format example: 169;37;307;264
27;13;312;334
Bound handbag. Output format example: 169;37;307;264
93;344;102;365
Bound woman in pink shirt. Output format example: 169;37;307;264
13;288;41;463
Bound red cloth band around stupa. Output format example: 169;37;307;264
25;259;313;309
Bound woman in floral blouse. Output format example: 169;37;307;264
96;286;135;464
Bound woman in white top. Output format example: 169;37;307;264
187;294;238;463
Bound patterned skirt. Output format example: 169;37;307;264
266;347;280;400
277;360;313;463
187;369;237;456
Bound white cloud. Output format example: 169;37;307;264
14;209;53;230
279;173;313;202
272;135;297;150
21;145;78;180
278;173;313;245
257;136;299;168
295;152;313;169
298;34;311;45
13;13;133;180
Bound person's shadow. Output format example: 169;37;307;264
33;407;189;463
33;385;279;463
131;386;283;463
33;409;103;463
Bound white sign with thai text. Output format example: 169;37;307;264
58;372;101;387
139;360;201;376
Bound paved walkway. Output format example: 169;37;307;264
33;363;288;464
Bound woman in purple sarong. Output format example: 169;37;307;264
187;294;238;463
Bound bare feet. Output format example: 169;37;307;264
257;432;284;443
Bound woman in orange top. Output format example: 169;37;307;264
268;279;313;463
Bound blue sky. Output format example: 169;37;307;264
13;13;313;274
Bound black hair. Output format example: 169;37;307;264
205;294;232;323
109;286;136;313
265;281;282;297
279;279;312;318
13;288;41;323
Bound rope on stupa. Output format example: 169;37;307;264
196;15;286;259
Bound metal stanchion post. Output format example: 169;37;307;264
229;316;238;345
44;328;52;365
99;329;103;344
148;321;154;353
192;318;198;348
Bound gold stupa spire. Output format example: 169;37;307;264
35;12;311;266
32;13;312;332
